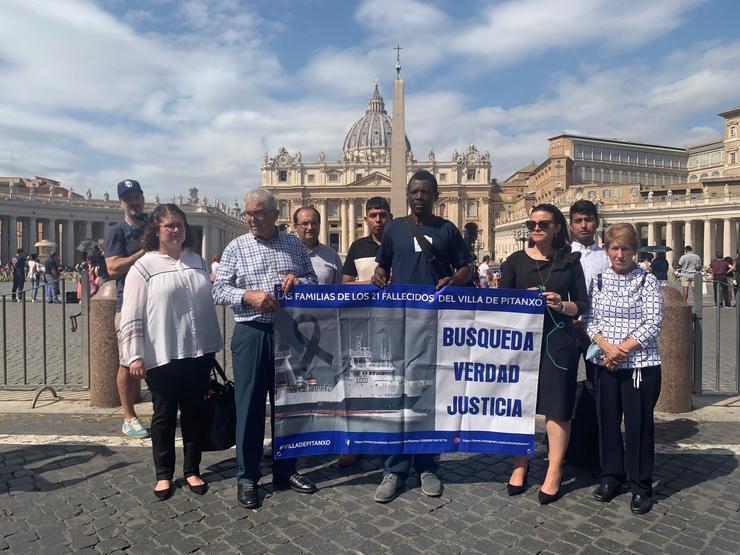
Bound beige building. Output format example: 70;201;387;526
494;106;740;266
261;85;494;257
0;177;247;266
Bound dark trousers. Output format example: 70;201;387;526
713;276;730;306
11;276;24;301
232;321;295;485
594;364;661;496
383;454;438;480
144;355;212;480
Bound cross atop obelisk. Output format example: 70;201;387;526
390;44;407;217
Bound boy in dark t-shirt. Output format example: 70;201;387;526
342;197;391;283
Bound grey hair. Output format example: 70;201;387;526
244;188;277;210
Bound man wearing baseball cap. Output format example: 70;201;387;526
104;179;149;438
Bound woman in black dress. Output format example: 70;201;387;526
500;204;588;504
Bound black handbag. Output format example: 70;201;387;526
201;358;236;452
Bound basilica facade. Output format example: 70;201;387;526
260;85;494;257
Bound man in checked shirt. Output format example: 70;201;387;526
213;189;318;509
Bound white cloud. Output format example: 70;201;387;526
0;0;735;204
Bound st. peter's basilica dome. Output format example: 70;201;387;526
342;84;410;160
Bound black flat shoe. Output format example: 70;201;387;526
238;483;259;509
273;473;317;494
630;493;653;515
154;486;173;501
592;483;621;503
188;482;208;496
506;466;529;496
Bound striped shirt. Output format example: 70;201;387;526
586;267;663;370
212;230;317;323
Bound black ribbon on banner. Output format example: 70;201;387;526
292;314;334;370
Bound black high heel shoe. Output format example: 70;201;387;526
538;480;562;505
506;465;529;496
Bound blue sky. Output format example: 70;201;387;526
1;0;739;201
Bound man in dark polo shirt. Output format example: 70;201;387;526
104;179;149;439
342;196;391;283
371;170;474;503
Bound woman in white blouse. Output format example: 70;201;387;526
121;204;223;500
586;223;664;515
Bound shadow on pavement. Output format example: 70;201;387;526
0;444;130;493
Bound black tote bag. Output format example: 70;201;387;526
201;358;237;452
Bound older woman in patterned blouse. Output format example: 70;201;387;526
586;223;664;515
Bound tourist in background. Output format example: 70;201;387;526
500;203;588;505
10;248;26;302
478;255;491;287
27;253;41;302
709;252;731;307
651;252;669;286
121;204;223;500
44;251;60;304
210;254;221;282
586;223;663;515
678;245;701;302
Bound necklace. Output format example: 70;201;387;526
532;249;555;291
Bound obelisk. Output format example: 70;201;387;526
390;44;407;217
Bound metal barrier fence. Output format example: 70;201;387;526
0;273;90;406
1;271;232;406
692;277;740;395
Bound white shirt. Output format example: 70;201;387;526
27;260;41;280
120;250;224;369
211;261;220;276
478;262;490;278
570;240;610;297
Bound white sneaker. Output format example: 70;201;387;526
122;417;150;439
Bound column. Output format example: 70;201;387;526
29;217;37;254
317;201;328;245
340;200;349;254
64;220;76;265
665;222;675;266
703;219;713;265
348;199;356;245
684;220;693;251
8;216;17;253
647;221;657;246
730;219;738;258
363;218;369;237
201;225;209;261
723;218;732;257
47;219;56;244
84;221;92;240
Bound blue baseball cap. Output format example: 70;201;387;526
117;179;143;199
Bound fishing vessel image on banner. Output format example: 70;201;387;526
274;332;433;419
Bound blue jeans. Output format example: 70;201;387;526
31;279;40;301
45;275;59;302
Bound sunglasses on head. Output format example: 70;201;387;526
525;220;554;231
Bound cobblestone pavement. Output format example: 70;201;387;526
1;414;739;554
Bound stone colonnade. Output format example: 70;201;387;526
493;196;740;265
